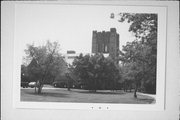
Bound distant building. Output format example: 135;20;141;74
63;50;90;65
92;28;119;60
63;50;78;65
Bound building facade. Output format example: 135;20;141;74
63;50;79;65
92;28;119;59
63;50;90;65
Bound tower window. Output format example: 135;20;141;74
102;44;105;52
105;45;108;52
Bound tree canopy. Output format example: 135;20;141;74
22;41;67;94
72;53;120;92
117;13;157;96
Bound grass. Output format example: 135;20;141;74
21;88;155;104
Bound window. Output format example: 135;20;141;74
105;45;108;52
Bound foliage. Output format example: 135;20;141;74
119;13;157;39
21;65;30;82
72;53;120;92
118;13;157;96
23;40;67;94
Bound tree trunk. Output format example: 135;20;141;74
67;84;70;91
124;82;127;92
35;86;37;93
67;77;71;91
37;84;43;94
35;80;43;94
52;76;55;83
94;78;97;92
134;85;137;98
130;86;132;92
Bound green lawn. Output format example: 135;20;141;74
21;88;155;104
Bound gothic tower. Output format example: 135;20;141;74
92;28;119;61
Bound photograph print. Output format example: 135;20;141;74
16;4;159;105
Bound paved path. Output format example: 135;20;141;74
137;92;156;99
137;92;156;104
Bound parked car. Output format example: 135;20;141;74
52;81;67;88
21;82;29;88
28;82;36;88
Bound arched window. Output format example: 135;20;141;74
102;44;105;52
105;45;108;52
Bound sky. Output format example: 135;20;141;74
15;4;136;56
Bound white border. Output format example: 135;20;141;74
13;2;167;111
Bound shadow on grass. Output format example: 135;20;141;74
76;90;126;95
24;91;69;98
135;97;155;104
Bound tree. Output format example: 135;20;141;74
21;65;29;83
120;63;134;92
118;13;157;39
116;13;157;97
23;40;66;94
72;53;120;92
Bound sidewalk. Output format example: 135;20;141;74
137;92;156;99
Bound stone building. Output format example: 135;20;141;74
92;28;119;60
